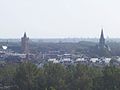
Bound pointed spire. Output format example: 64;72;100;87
100;28;104;39
24;32;26;37
99;28;105;46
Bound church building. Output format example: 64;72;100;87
97;29;111;57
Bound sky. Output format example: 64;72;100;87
0;0;120;38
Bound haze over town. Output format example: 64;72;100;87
0;0;120;38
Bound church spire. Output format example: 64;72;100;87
100;29;104;39
99;28;105;46
24;32;27;38
97;28;111;57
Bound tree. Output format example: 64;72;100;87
0;64;17;90
68;64;93;90
15;62;40;90
38;63;67;90
102;66;120;90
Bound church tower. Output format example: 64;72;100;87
21;32;29;54
99;29;105;47
97;28;111;57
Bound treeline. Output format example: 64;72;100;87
0;62;120;90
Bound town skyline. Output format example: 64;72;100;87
0;29;118;39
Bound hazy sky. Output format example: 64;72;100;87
0;0;120;38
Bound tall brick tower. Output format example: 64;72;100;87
21;32;29;54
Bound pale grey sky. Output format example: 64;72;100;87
0;0;120;38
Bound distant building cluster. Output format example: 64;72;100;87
0;32;33;64
0;29;119;67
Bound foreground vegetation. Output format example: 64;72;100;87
0;62;120;90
